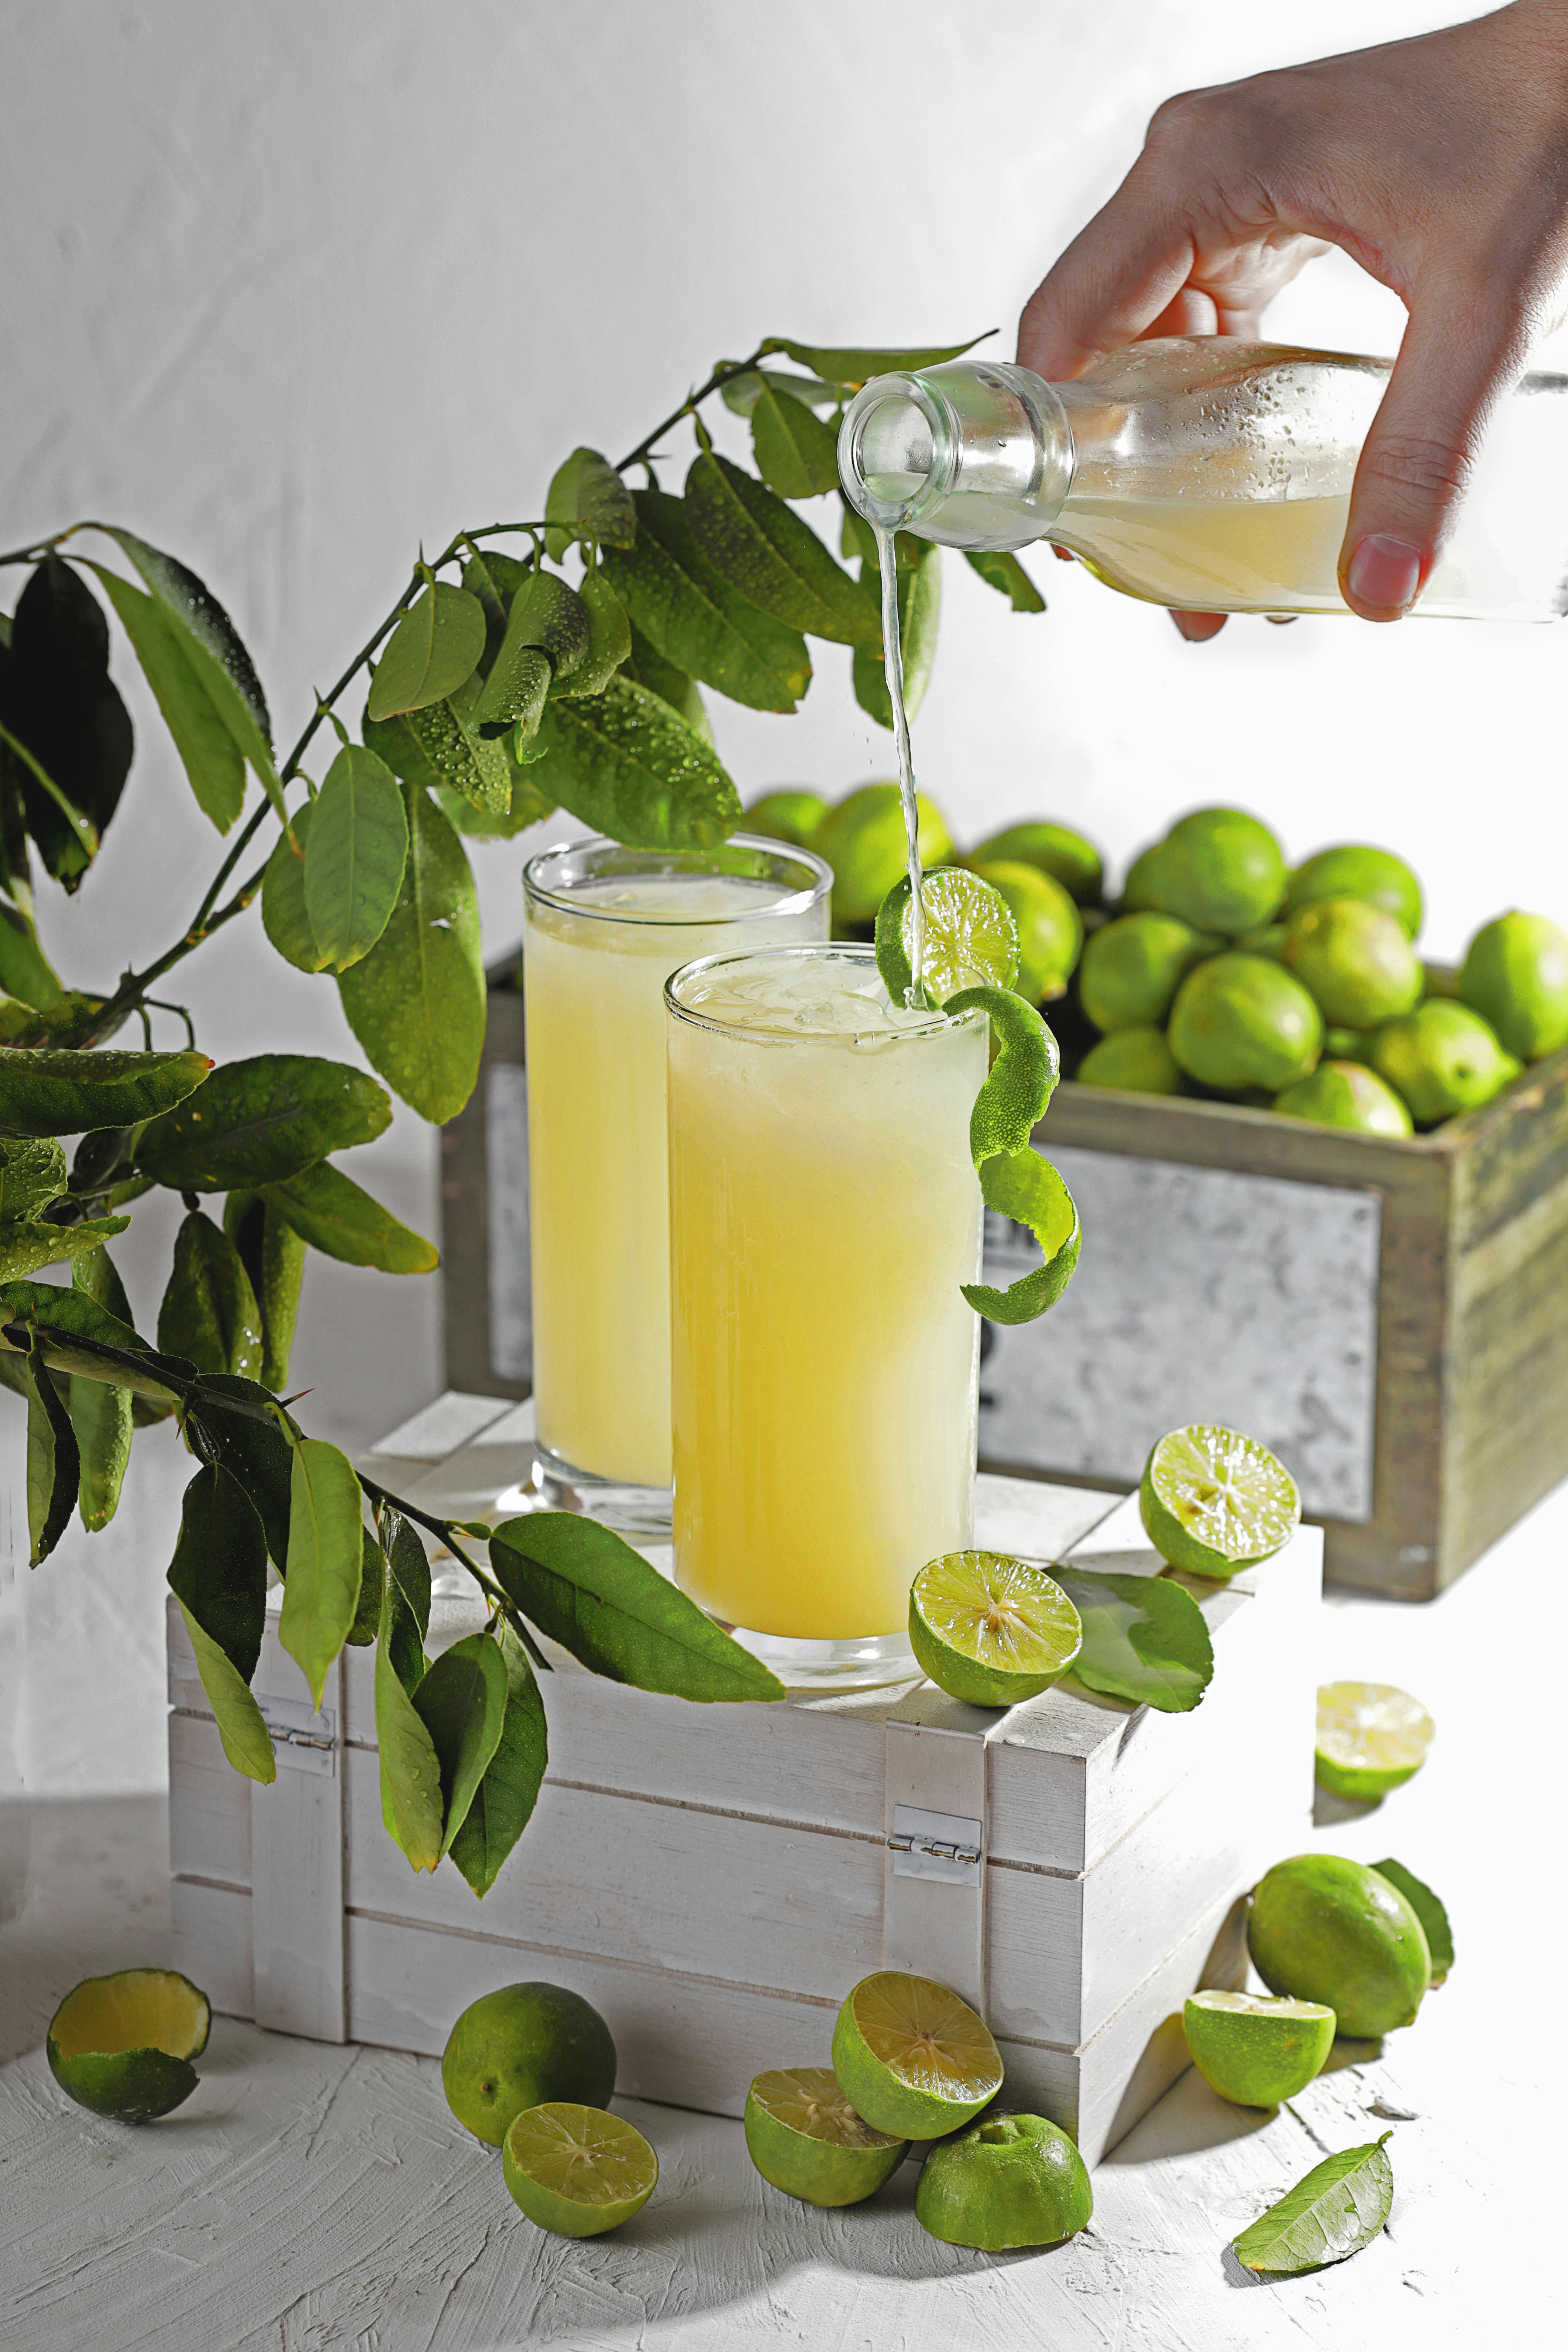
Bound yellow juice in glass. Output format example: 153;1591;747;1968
666;945;987;1681
523;839;830;1525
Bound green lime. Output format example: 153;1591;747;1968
1286;845;1423;939
1168;953;1322;1092
915;2112;1092;2250
1315;1681;1435;1800
909;1550;1082;1707
974;860;1083;1003
743;789;828;848
1284;898;1423;1028
831;1972;1004;2140
744;2068;908;2206
442;1982;617;2147
47;1967;211;2122
967;820;1103;905
813;784;954;925
1158;807;1286;934
1182;1989;1337;2107
1367;1000;1521;1125
1323;1025;1372;1061
1076;1026;1185;1094
902;866;1020;1002
1459;910;1568;1060
502;2102;657;2238
1237;923;1289;963
1080;912;1213;1031
1248;1854;1430;2038
1140;1424;1301;1579
1119;839;1177;914
1273;1062;1413;1138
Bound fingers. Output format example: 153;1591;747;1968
1018;174;1197;378
1169;610;1228;642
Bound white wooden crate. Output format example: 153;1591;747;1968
167;1399;1319;2164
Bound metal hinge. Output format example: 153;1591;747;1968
256;1692;337;1777
888;1803;983;1883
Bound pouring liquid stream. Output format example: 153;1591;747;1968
873;524;925;1003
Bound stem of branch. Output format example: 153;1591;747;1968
614;349;768;474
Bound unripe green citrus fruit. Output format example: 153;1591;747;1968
1157;807;1286;934
1080;912;1213;1031
1167;953;1322;1092
1459;910;1568;1061
967;820;1103;905
1285;845;1423;939
973;860;1082;1003
1248;1854;1430;2038
813;784;953;925
1076;1026;1185;1094
915;2112;1092;2249
1366;1000;1521;1125
442;1981;617;2146
1273;1061;1412;1137
743;789;828;848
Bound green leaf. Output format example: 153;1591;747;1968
531;675;741;851
0;1277;185;1406
89;566;245;833
0;908;63;1012
364;583;486;722
965;548;1046;612
1050;1566;1214;1712
436;766;555;839
0;1048;211;1139
346;1526;385;1646
302;745;409;973
0;557;133;877
156;1208;264;1380
461;547;524;663
853;543;940;727
411;1631;509;1855
260;801;329;974
136;1052;390;1191
384;1509;432;1643
1232;2135;1393;2275
71;1238;134;1325
601;490;810;713
69;1369;132;1531
448;1620;548;1897
383;685;512;816
177;1601;276;1784
0;715;98;880
490;1511;786;1703
222;1192;306;1392
553;571;632;700
721;368;841;416
25;1337;80;1562
0;1137;67;1222
765;332;991;385
749;382;842;500
184;1374;293;1572
338;783;485;1123
622;625;712;742
545;447;637;562
278;1433;365;1709
167;1463;268;1682
473;571;591;737
1372;1860;1453;1984
0;1213;132;1282
375;1578;442;1871
261;1158;439;1274
684;453;878;646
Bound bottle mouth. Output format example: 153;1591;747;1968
838;374;951;528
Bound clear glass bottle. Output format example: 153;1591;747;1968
838;338;1568;621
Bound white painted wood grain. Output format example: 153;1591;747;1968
166;1709;250;1885
169;1875;252;2020
249;1630;344;2043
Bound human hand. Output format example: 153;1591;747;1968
1019;2;1568;631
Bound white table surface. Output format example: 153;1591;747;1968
5;1482;1565;2350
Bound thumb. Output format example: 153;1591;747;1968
1340;296;1527;621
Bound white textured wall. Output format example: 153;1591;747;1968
6;0;1561;1788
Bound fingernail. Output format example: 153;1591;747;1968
1346;535;1423;618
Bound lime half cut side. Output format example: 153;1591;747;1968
744;2068;908;2206
1183;1989;1336;2107
910;1551;1082;1707
47;1967;211;2122
831;1971;1004;2139
502;2102;657;2238
1316;1682;1435;1800
1140;1425;1300;1578
877;868;1020;1006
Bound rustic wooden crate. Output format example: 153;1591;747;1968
444;965;1568;1599
167;1404;1319;2165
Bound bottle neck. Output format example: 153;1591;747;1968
838;360;1074;552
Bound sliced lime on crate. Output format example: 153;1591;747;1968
47;1967;211;2122
1182;1988;1336;2107
502;2102;657;2238
1140;1424;1300;1578
831;1971;1003;2139
744;2067;908;2206
1316;1683;1435;1800
909;1550;1081;1707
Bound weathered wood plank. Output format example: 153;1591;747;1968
167;1710;250;1887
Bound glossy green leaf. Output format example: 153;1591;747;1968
554;570;632;700
448;1620;548;1897
490;1511;786;1702
0;715;98;881
386;686;512;816
601;490;810;714
136;1052;390;1191
622;626;712;743
71;1238;134;1325
436;765;555;839
222;1192;306;1393
684;453;877;646
853;543;940;727
1372;1860;1453;1984
0;1213;131;1282
262;1158;439;1274
530;675;741;851
765;332;991;385
1232;2135;1393;2275
302;745;409;972
461;547;526;664
0;1048;211;1139
0;910;64;1011
721;368;840;416
749;382;842;499
410;1631;509;1854
177;1601;276;1784
156;1208;264;1380
473;571;591;737
965;548;1046;612
0;557;133;878
25;1338;79;1562
89;566;245;833
0;1275;179;1399
375;1578;442;1871
260;801;328;973
346;1527;386;1646
1051;1566;1214;1712
384;1509;432;1644
278;1434;365;1709
167;1462;268;1682
0;1137;67;1222
338;783;485;1123
184;1374;293;1572
69;1366;132;1530
545;447;637;562
365;583;486;722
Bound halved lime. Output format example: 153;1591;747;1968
876;868;1018;1006
1140;1425;1300;1578
909;1551;1081;1707
915;2111;1092;2249
831;1971;1003;2139
1315;1682;1435;1800
744;2067;908;2206
47;1967;211;2122
1183;1988;1336;2107
502;2102;657;2238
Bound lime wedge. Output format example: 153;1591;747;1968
910;1550;1081;1707
1182;1988;1336;2107
1140;1424;1300;1578
875;868;1018;1006
502;2102;657;2238
744;2067;908;2206
1316;1682;1435;1800
47;1966;211;2122
831;1971;1003;2139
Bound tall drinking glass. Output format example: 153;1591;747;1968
666;944;988;1687
523;836;831;1533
